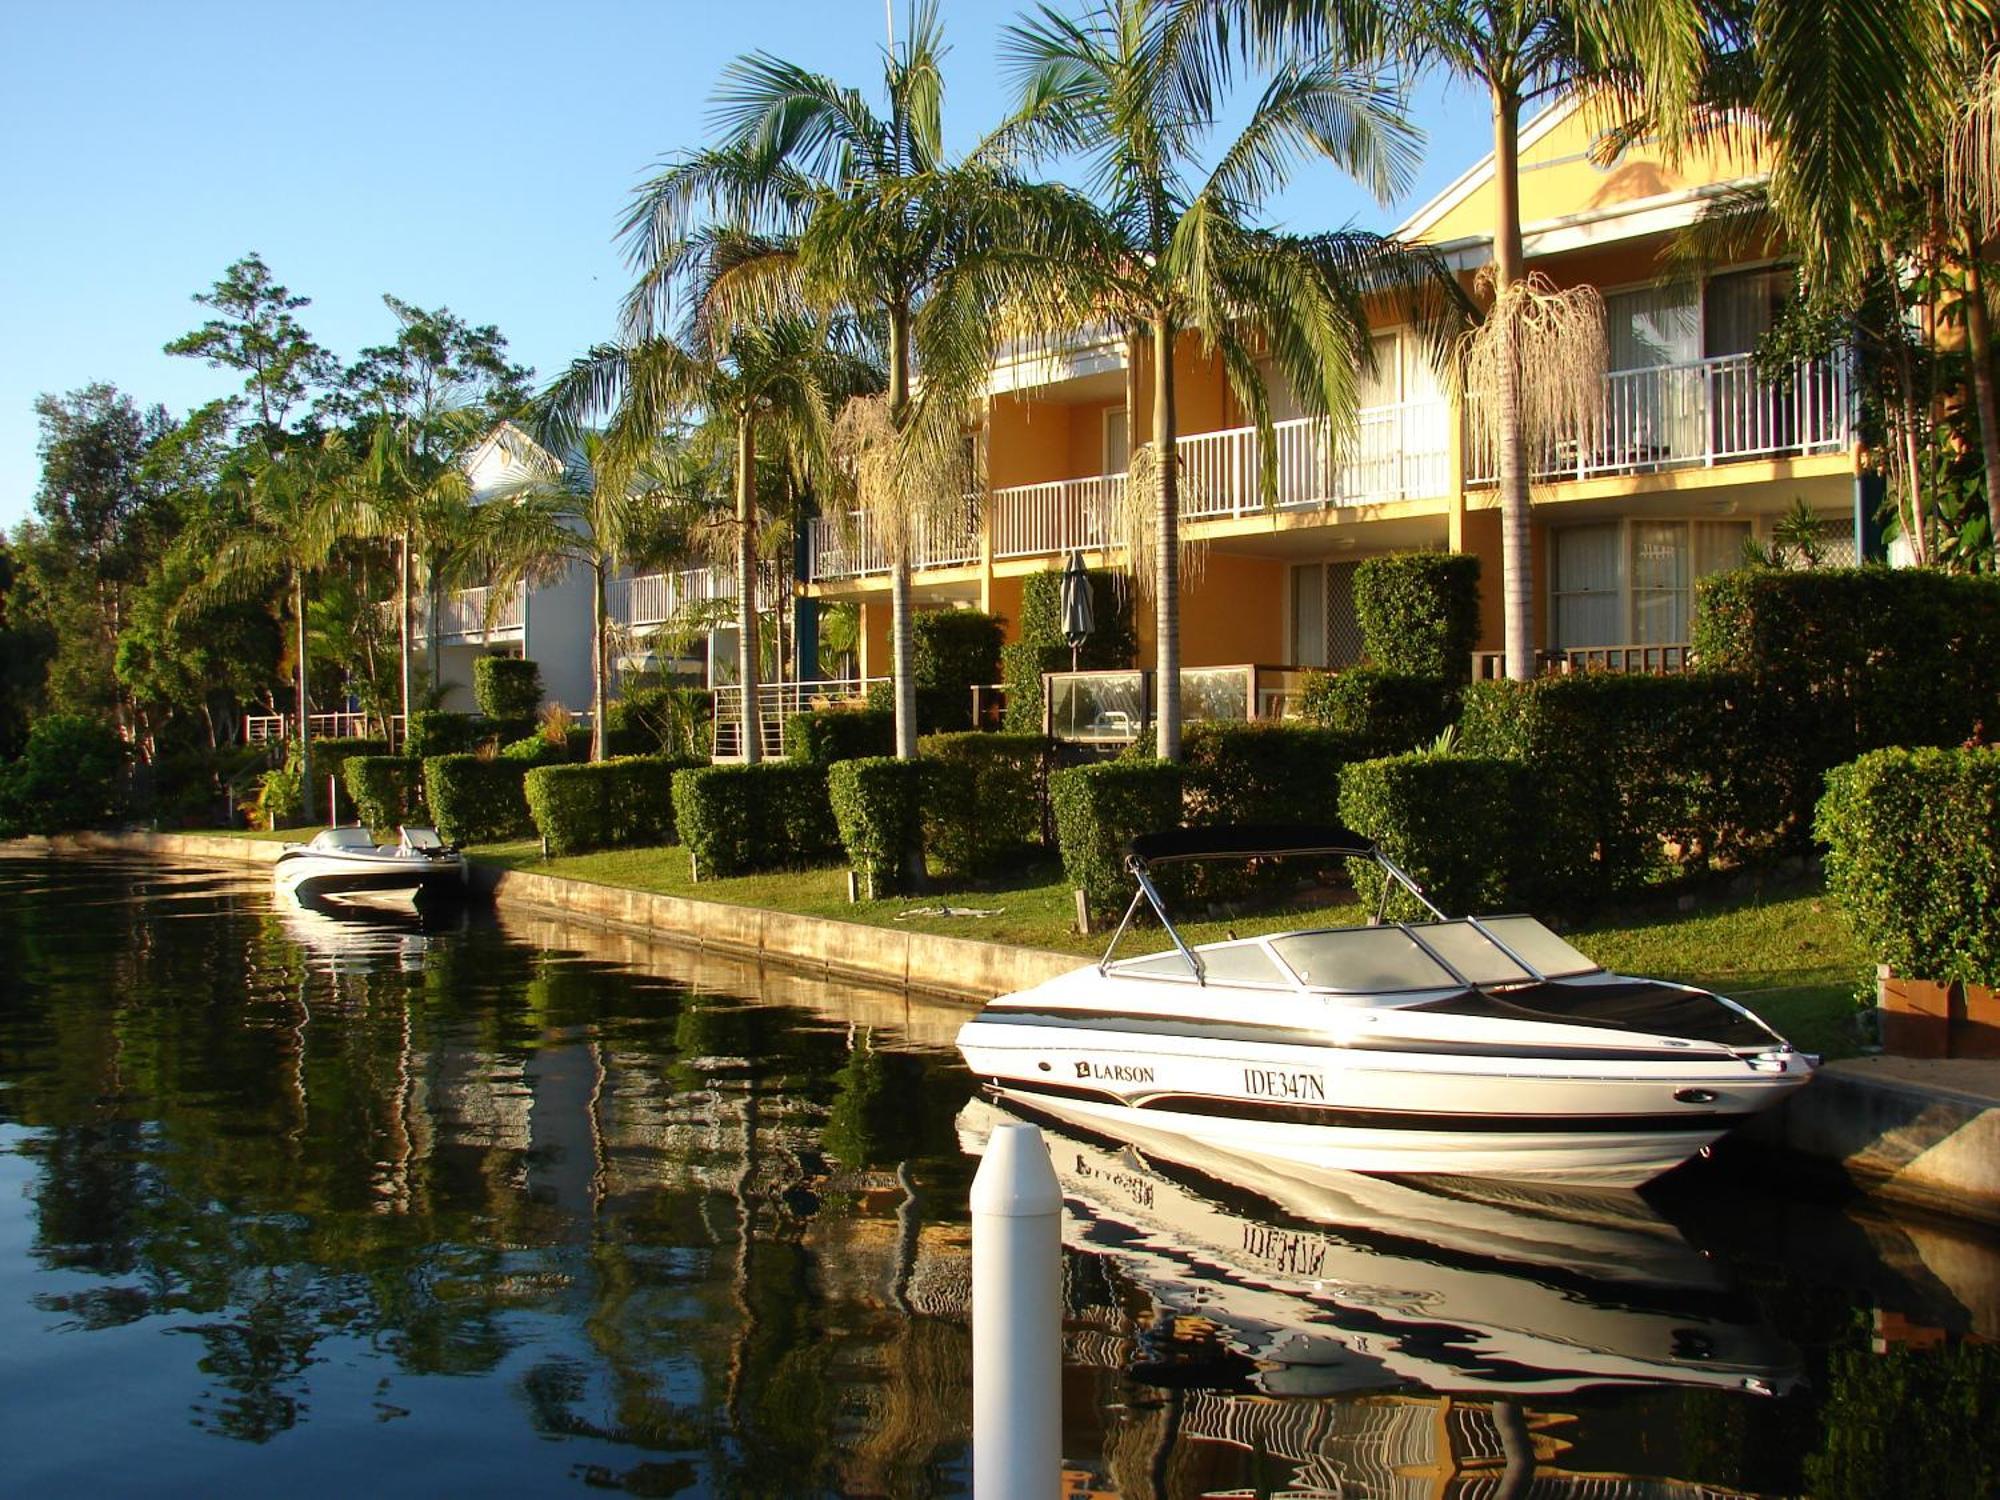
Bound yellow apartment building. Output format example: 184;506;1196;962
804;96;1860;701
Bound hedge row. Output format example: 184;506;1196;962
828;758;929;895
1180;720;1355;829
671;763;840;878
423;754;534;846
291;737;390;817
344;755;424;829
786;707;895;765
1337;753;1522;920
919;731;1049;876
473;656;543;720
915;610;1004;732
1354;552;1481;680
524;756;695;856
1051;760;1184;916
407;710;483;758
1817;746;2000;987
1297;669;1457;758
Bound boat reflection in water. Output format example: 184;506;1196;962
958;1096;1798;1406
271;885;469;975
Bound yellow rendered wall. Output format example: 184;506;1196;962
1132;336;1234;441
987;395;1075;489
1421;102;1764;246
986;573;1026;644
1460;508;1507;653
857;599;891;680
1067;401;1123;476
1127;555;1287;669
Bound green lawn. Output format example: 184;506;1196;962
211;825;316;842
469;839;1872;1058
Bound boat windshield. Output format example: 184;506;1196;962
309;828;377;852
1473;916;1602;979
1406;921;1536;985
1269;928;1459;993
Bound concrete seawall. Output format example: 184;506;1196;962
40;831;2000;1230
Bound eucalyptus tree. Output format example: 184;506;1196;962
622;3;1071;759
179;432;358;823
165;253;337;453
995;0;1434;758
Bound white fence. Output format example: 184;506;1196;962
806;498;982;582
245;711;398;744
1465;352;1851;483
710;677;882;761
606;565;776;631
412;584;524;644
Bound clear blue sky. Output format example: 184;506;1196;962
0;0;1486;530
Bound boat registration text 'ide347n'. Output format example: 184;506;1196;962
955;826;1815;1188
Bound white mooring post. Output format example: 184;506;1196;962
971;1121;1063;1500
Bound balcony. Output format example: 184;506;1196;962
1470;644;1695;679
606;565;777;632
806;498;982;582
1466;353;1850;484
413;584;523;644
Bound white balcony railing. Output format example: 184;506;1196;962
992;473;1125;560
1465;353;1851;484
806;497;982;581
606;565;780;631
1178;403;1450;519
412;584;523;644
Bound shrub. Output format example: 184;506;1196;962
502;733;567;765
919;731;1049;875
0;714;128;835
254;763;302;831
525;756;692;856
785;707;895;765
1338;754;1523;921
1354;552;1481;680
1003;568;1137;733
423;754;533;845
407;710;480;758
1050;760;1183;916
1001;642;1069;733
1181;721;1357;829
1694;567;2000;829
289;737;390;819
1817;746;2000;986
605;684;708;759
671;762;840;878
1460;673;1762;908
1298;669;1457;757
914;610;1004;731
828;758;929;895
473;655;543;720
344;756;423;829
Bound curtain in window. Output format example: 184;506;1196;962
1706;269;1794;452
1692;520;1750;579
1630;522;1692;643
1103;408;1129;473
1291;564;1325;667
1607;285;1701;462
1552;523;1622;648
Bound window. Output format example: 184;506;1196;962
1407;922;1534;986
1551;519;1749;648
1551;523;1621;650
1289;560;1364;668
1270;927;1458;992
1476;917;1602;978
1104;407;1129;474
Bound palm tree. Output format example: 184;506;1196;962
180;431;356;823
539;312;879;763
478;429;709;762
622;4;1069;760
996;0;1433;758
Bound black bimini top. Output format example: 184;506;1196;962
1127;824;1376;866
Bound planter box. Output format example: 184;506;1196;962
1878;966;2000;1059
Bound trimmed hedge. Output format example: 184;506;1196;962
786;707;895;765
344;756;423;829
828;758;929;895
1181;721;1355;829
604;684;707;759
1050;760;1183;916
1694;567;2000;829
671;762;840;878
473;655;543;720
1298;669;1457;757
423;754;533;846
524;756;691;856
1004;568;1137;732
1354;553;1481;680
1459;673;1763;908
919;731;1050;875
915;610;1004;732
407;710;480;758
291;737;390;817
1338;754;1523;921
1817;746;2000;987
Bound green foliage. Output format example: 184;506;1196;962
1004;569;1138;732
0;714;128;835
343;756;423;830
406;709;480;758
422;754;533;845
289;737;389;817
1804;1318;2000;1499
918;732;1050;876
524;756;693;857
1693;568;2000;827
1338;754;1523;920
1353;553;1481;680
255;763;301;831
784;707;895;765
828;758;929;894
472;655;542;720
604;683;709;760
1817;746;2000;986
1181;721;1354;828
670;763;840;878
1460;674;1765;909
1298;669;1458;757
913;610;1003;731
1050;760;1183;915
501;733;567;766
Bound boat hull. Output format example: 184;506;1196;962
273;853;467;901
956;1014;1812;1189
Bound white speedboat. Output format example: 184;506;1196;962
273;826;467;902
956;826;1815;1188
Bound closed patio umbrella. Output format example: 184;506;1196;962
1060;551;1093;672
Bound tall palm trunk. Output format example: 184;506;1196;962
889;303;919;762
399;530;413;749
591;560;609;762
1492;84;1535;682
736;409;762;765
295;568;315;825
1152;315;1182;763
1961;226;2000;537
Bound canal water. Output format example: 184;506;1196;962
2;852;1997;1498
